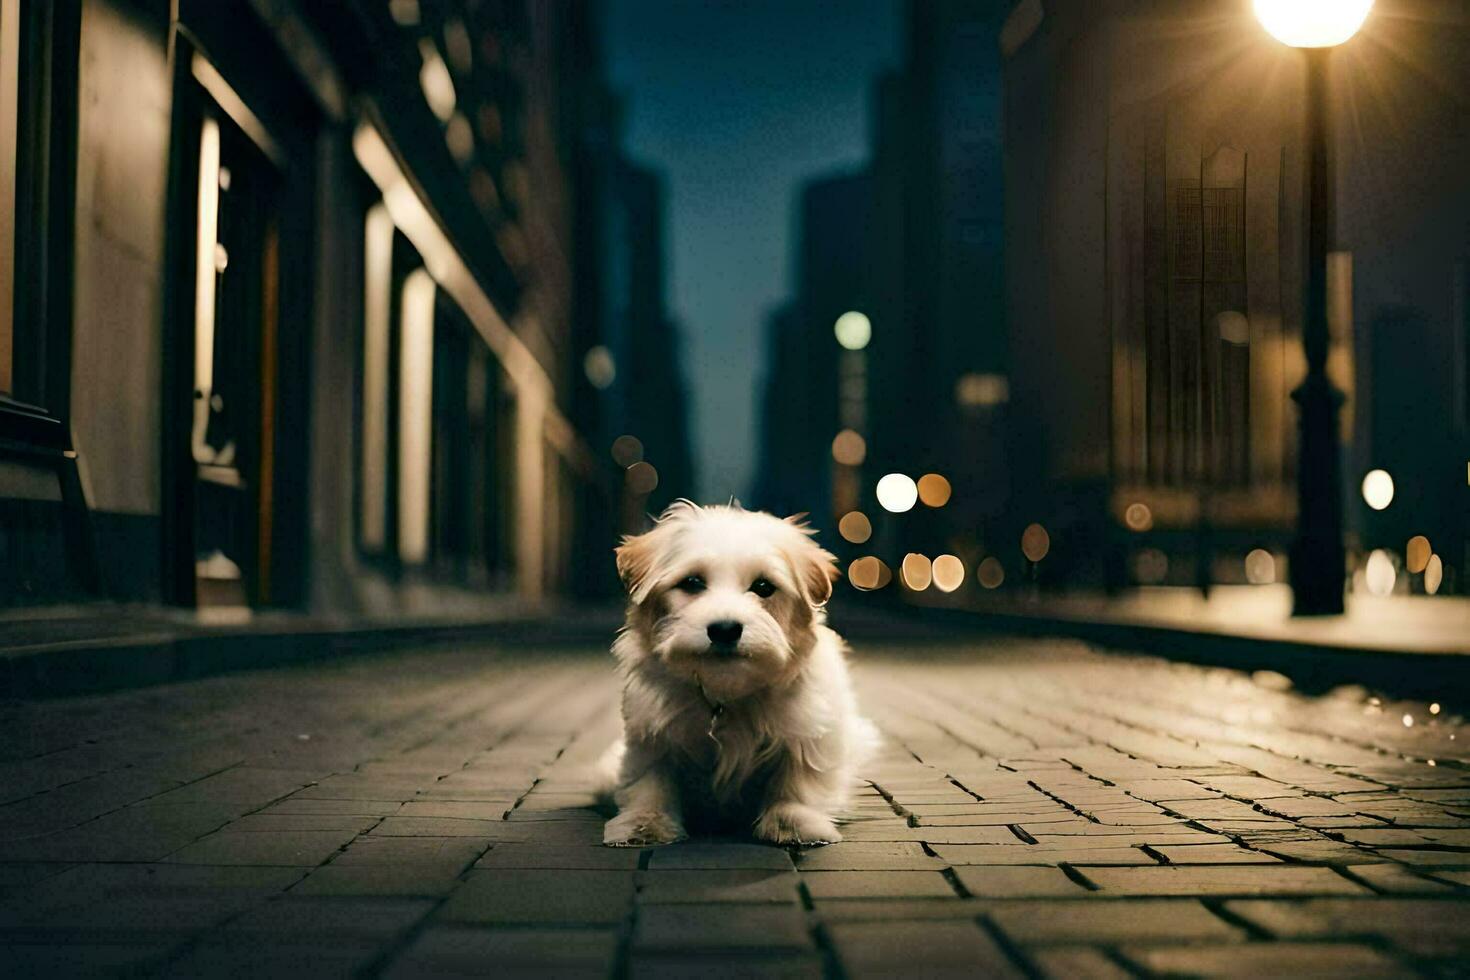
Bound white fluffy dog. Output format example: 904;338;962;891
602;501;877;847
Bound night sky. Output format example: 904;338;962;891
604;0;901;501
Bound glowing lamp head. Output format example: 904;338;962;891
1253;0;1372;48
1361;469;1394;511
833;311;872;351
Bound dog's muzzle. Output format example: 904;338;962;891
705;620;743;656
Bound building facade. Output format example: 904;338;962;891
1002;0;1469;594
0;0;651;612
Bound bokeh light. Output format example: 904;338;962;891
954;372;1009;407
1021;523;1050;563
583;345;616;389
1253;0;1373;48
1406;535;1431;574
625;461;659;495
611;435;643;467
831;429;867;466
900;553;932;591
1425;554;1444;595
833;311;872;351
838;511;872;544
876;473;918;513
849;556;889;591
917;473;952;508
977;557;1004;589
1364;548;1396;596
1133;548;1169;584
932;554;965;592
1244;548;1276;585
1124;502;1153;532
1361;469;1394;511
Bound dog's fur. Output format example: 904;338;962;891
601;501;878;847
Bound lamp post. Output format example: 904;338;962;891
1253;0;1373;615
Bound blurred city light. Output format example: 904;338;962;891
610;435;643;467
1124;502;1153;532
1253;0;1373;48
1425;554;1444;595
876;473;918;513
1215;310;1250;345
831;429;867;466
1021;523;1050;563
584;345;617;389
1361;469;1394;511
833;310;872;351
445;112;474;164
931;554;965;592
977;557;1004;589
1365;549;1396;596
418;39;457;122
1134;548;1169;584
954;372;1009;408
838;511;872;544
625;461;659;495
900;553;932;591
917;473;952;508
849;556;890;591
1244;548;1277;585
1406;535;1431;574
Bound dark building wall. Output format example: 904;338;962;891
1002;0;1470;590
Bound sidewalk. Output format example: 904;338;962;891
911;585;1470;700
0;600;622;699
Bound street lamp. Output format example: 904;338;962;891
1254;0;1372;615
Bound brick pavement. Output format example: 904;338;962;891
0;636;1466;977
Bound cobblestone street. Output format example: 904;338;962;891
2;633;1468;978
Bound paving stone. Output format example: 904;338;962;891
261;798;405;817
793;841;946;870
951;865;1091;898
476;844;642;869
397;800;513;820
289;863;464;897
438;869;634;925
370;815;510;838
827;920;1024;978
933;844;1158;866
334;835;490;865
222;896;434;937
1375;848;1470;866
1085;865;1368;896
909;825;1021;845
638;869;800;904
1029;947;1134;979
1257;796;1361;819
1345;864;1460;894
915;811;1078;827
1123;778;1222;802
163;829;355;866
633;903;812;952
987;897;1243;943
646;842;795;870
1151;843;1284;864
811;897;986;921
628;953;823;979
1123;941;1413;978
1255;840;1389;864
385;926;618;979
1225;898;1470;956
223;813;381;834
2;942;177;976
799;870;957;899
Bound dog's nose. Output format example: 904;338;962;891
706;620;743;647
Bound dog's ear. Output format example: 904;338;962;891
789;537;840;607
614;531;660;604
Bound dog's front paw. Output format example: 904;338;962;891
754;802;841;846
604;811;687;847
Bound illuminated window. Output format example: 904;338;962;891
360;203;393;552
397;268;436;564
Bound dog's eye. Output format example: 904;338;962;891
749;578;777;598
675;576;706;594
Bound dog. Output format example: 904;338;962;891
601;501;878;847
